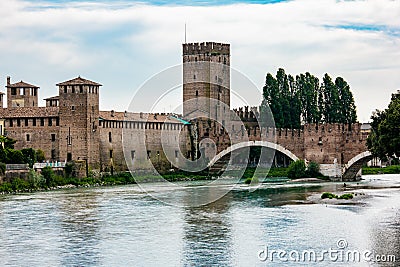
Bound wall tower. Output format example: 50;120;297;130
182;42;230;120
57;77;101;166
6;76;39;108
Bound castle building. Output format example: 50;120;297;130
0;76;188;172
0;41;370;178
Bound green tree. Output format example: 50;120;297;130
287;160;306;179
36;149;46;162
21;148;37;168
322;74;340;123
367;92;400;160
42;166;56;188
6;149;26;164
262;69;357;128
335;77;357;123
306;161;320;177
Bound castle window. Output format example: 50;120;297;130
109;132;112;143
48;118;52;126
67;153;72;161
26;134;30;141
224;57;227;64
56;118;59;126
193;74;196;79
71;106;75;111
109;150;113;159
131;150;135;159
51;134;56;142
25;119;28;126
175;150;179;158
51;149;56;160
64;86;67;93
17;119;20;127
147;150;151;159
9;120;13;127
40;118;44;126
72;86;75;93
80;85;83;93
196;90;198;97
11;88;16;95
32;118;36;126
195;57;197;62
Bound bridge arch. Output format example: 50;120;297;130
207;141;299;168
342;151;373;181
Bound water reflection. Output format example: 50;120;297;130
54;190;102;267
182;192;233;266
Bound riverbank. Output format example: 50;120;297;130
0;166;330;194
362;165;400;175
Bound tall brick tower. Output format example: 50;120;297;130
57;77;101;167
182;42;230;120
6;76;39;108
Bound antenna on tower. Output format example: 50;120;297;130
184;22;187;43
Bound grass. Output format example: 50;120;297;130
362;165;400;175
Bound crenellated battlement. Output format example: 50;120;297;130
183;42;230;56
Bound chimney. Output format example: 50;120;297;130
6;76;10;86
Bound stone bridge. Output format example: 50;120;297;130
199;122;371;181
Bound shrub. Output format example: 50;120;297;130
42;166;56;187
287;160;306;179
338;193;354;200
306;161;320;177
0;162;6;175
27;169;45;188
244;177;259;185
11;178;29;191
6;149;26;164
321;192;354;200
21;148;37;168
65;162;76;178
321;192;337;199
36;149;46;162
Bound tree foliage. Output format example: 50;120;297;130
367;92;400;160
287;160;306;179
0;137;46;165
261;68;357;128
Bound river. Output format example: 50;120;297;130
0;174;399;266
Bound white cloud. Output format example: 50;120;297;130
0;0;399;122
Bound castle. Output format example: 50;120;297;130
0;42;370;179
0;75;188;172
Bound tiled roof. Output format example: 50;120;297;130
0;107;59;118
6;81;39;88
56;76;102;86
44;96;59;101
99;110;185;124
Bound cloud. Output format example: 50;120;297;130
0;0;399;122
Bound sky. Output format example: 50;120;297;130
0;0;399;122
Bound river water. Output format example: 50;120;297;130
0;174;399;267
